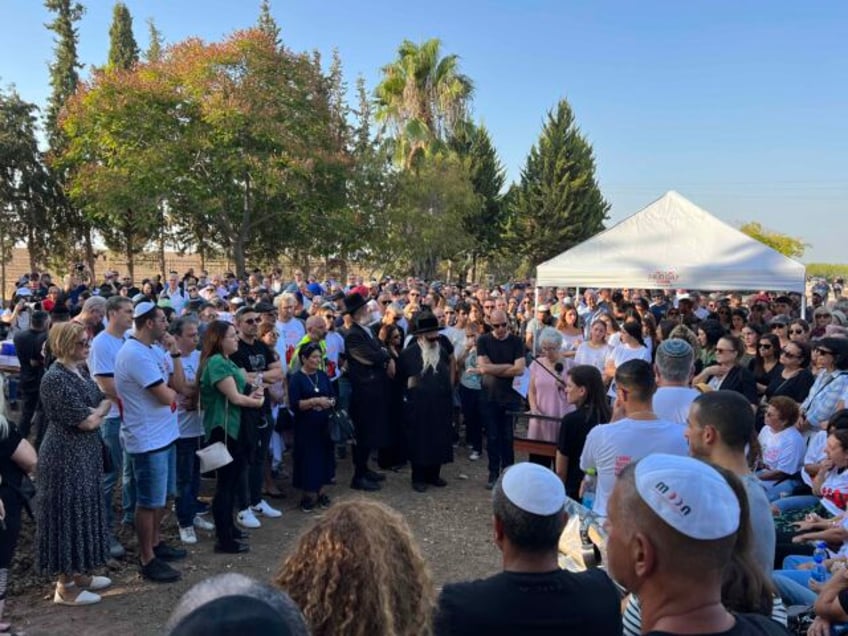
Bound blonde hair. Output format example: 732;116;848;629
48;321;86;361
274;500;435;636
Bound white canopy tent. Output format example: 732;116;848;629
535;190;806;293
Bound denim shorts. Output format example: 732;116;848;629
129;443;175;509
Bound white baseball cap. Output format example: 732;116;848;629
501;463;565;516
634;454;740;541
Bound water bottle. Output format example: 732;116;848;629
811;541;830;584
581;469;597;511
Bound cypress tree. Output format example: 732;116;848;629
508;99;609;266
145;18;163;63
44;0;84;150
107;2;139;71
257;0;281;46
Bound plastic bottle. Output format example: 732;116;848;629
581;469;597;510
811;541;830;584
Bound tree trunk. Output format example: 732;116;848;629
157;203;166;281
234;174;251;277
1;232;7;305
83;228;96;281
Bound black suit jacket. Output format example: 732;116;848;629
344;323;391;447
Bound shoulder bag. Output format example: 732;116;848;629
196;391;233;474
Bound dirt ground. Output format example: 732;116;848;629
7;449;503;636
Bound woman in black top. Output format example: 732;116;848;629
555;365;611;500
750;333;782;397
766;341;814;403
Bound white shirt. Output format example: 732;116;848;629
88;330;125;419
606;344;652;400
276;318;305;368
802;430;828;487
574;342;611;372
820;468;848;517
758;426;805;475
324;331;345;381
176;350;202;439
653;386;700;425
580;416;689;517
115;337;178;454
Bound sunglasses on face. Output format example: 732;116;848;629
789;329;805;335
491;322;507;329
758;343;773;349
771;324;786;330
780;349;799;358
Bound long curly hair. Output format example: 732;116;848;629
274;500;435;636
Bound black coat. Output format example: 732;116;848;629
344;323;391;448
398;339;454;466
719;365;759;405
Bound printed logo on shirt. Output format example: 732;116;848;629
614;455;632;477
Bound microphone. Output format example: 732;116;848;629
554;362;564;374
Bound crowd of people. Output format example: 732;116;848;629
2;265;848;633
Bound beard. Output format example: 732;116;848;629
418;336;440;375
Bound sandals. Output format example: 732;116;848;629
53;586;102;606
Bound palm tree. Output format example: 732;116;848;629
375;38;473;169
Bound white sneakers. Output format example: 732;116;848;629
53;577;112;606
250;499;282;519
193;514;215;531
237;508;262;529
237;500;282;529
179;526;198;545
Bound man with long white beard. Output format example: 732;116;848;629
399;309;456;493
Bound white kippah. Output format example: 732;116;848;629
501;463;565;516
132;301;157;318
634;454;740;541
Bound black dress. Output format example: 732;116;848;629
290;370;335;493
36;363;109;576
557;406;604;500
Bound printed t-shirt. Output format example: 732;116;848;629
579;416;689;516
758;426;805;474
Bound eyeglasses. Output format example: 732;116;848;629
789;329;805;335
483;305;494;310
758;343;773;350
815;348;835;356
771;324;787;330
381;300;391;306
780;349;799;358
491;322;507;329
817;314;831;320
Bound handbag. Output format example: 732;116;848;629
196;392;234;474
328;406;355;444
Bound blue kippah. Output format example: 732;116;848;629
659;338;693;358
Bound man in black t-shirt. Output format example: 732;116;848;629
230;306;285;529
13;310;49;441
434;463;622;635
476;310;525;489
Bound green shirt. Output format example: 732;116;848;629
200;353;245;440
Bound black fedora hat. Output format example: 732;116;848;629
341;292;368;315
411;309;440;336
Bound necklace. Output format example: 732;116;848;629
305;371;320;394
626;409;657;420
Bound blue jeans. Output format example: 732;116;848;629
772;494;820;514
175;437;202;528
100;417;124;532
121;444;137;525
128;443;174;509
482;398;518;479
459;385;483;453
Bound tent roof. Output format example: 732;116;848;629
535;191;806;292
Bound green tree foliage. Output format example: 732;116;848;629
107;3;139;71
145;18;164;63
450;122;506;271
375;38;473;168
257;0;281;46
383;153;479;279
806;264;848;279
44;0;84;149
44;0;96;273
507;99;609;267
740;222;807;259
0;88;55;270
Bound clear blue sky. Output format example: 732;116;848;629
2;1;846;262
